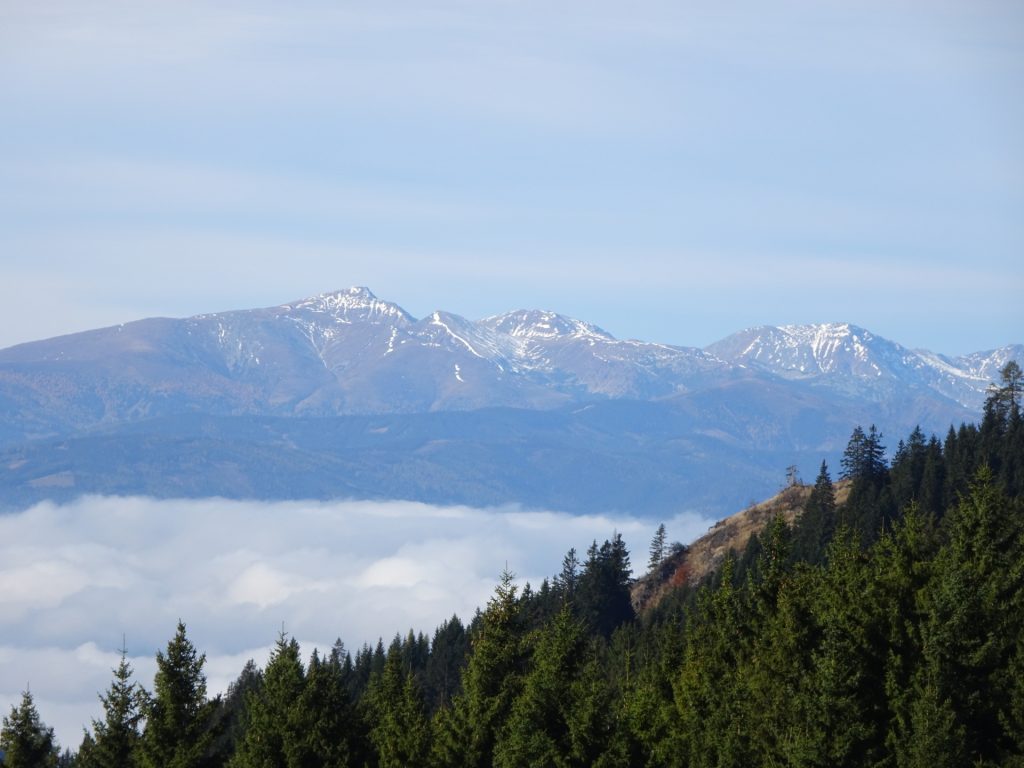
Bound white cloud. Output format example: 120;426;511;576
0;495;715;750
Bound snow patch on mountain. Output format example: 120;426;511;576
706;323;1018;410
284;287;414;326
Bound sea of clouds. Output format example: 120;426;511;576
0;495;716;749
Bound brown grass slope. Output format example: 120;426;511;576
632;479;851;615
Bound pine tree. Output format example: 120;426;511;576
494;606;592;767
229;632;306;768
424;616;468;713
88;644;147;768
674;557;756;767
840;424;891;545
916;468;1023;763
299;647;362;767
138;621;218;768
890;426;928;512
577;533;634;638
364;646;431;767
0;690;59;768
77;732;98;767
431;569;525;768
800;531;885;764
557;548;581;603
648;524;667;573
208;659;262;762
791;460;837;564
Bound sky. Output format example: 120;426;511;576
0;495;714;750
1;1;1022;356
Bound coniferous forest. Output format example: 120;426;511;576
3;364;1024;767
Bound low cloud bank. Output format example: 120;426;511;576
0;495;716;748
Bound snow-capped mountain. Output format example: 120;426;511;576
0;288;1017;515
705;322;1018;410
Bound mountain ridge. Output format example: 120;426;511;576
0;287;1018;515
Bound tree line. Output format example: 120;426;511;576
4;363;1023;767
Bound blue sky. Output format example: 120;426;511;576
1;1;1021;355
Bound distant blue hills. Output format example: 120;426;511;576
0;287;1018;516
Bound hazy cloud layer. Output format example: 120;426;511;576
0;495;715;749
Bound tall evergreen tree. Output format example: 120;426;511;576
800;531;885;764
424;616;468;713
916;468;1023;763
208;659;262;763
86;644;147;768
364;644;431;768
229;632;306;768
840;425;892;545
494;606;614;767
577;534;634;638
139;621;218;768
557;548;581;604
674;557;756;767
648;524;667;573
1;690;59;768
299;647;362;767
431;569;526;768
791;460;837;564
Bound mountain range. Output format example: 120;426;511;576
0;287;1018;515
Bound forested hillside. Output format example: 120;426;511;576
4;364;1023;767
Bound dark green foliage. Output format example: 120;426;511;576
648;523;667;572
558;547;581;603
138;622;219;768
841;424;894;545
208;659;261;762
576;533;634;638
229;632;305;767
363;643;431;767
1;691;59;768
432;569;526;768
299;645;363;766
494;606;615;767
423;616;469;713
84;646;147;768
791;460;837;564
915;469;1023;763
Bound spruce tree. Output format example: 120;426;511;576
138;621;218;768
802;531;884;764
364;645;431;767
791;460;837;564
431;569;525;768
648;524;667;573
88;644;147;768
229;632;306;768
494;606;592;767
424;616;468;713
299;647;362;767
557;548;581;603
674;557;755;767
0;690;59;768
840;424;891;545
577;534;634;638
916;468;1023;763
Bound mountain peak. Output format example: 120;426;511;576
284;287;414;325
706;322;902;378
481;309;614;341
